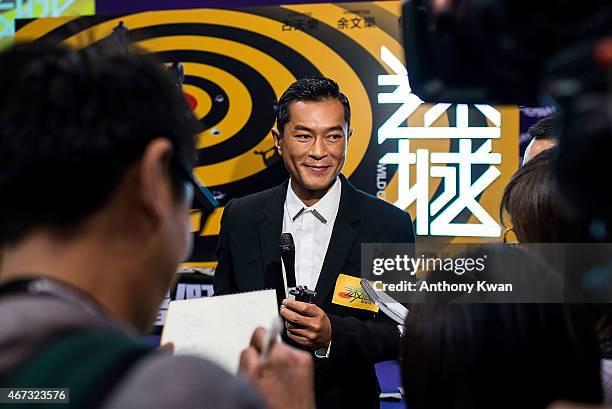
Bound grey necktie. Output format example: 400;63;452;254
292;208;327;224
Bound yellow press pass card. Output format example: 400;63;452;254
332;274;379;312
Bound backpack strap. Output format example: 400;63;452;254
3;330;153;409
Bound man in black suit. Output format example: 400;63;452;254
214;76;415;409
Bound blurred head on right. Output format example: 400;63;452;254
523;116;558;165
402;302;602;409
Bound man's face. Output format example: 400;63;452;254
273;99;350;193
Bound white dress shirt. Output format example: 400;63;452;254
281;177;341;293
281;177;341;358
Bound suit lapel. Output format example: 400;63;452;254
259;180;289;306
314;175;360;306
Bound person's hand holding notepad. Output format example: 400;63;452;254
161;289;279;373
161;289;315;409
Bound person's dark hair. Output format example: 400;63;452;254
500;147;578;242
528;116;556;141
402;303;602;409
0;42;201;245
276;76;350;134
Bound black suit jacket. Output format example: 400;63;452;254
214;174;415;409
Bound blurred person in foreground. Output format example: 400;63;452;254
401;148;607;409
402;303;602;409
502;146;612;403
0;42;314;409
523;116;558;165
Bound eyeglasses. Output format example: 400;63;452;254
172;159;219;235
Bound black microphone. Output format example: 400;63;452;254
280;233;317;303
280;233;296;288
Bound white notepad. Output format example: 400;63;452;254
161;289;278;374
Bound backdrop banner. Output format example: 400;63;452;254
16;1;519;266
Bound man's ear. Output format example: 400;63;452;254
348;127;354;140
138;138;174;226
272;128;283;155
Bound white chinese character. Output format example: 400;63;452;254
377;46;502;237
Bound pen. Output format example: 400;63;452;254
261;316;282;364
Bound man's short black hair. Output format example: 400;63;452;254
528;116;556;141
276;76;351;134
0;42;201;245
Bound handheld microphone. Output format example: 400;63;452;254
280;233;296;288
280;233;316;303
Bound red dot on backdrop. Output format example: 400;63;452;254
184;93;197;111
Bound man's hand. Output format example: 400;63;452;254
239;327;315;409
280;299;332;349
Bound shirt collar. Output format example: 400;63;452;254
285;176;341;224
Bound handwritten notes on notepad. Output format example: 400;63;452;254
161;289;278;374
